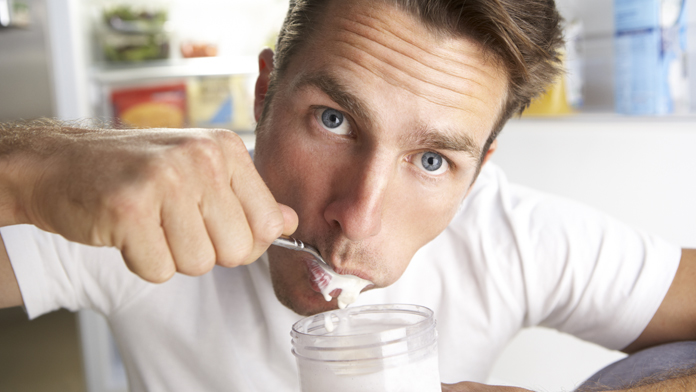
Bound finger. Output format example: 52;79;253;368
161;197;217;277
121;222;176;283
234;172;285;265
221;137;286;264
279;203;299;236
199;186;254;268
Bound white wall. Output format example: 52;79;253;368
486;117;696;391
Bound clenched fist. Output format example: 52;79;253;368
1;123;297;283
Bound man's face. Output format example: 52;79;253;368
254;0;507;315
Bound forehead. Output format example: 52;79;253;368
282;0;508;146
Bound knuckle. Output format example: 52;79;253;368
235;238;255;264
103;188;149;224
162;164;185;189
214;130;250;165
184;137;229;184
218;235;254;268
180;256;216;277
257;210;285;244
127;258;175;284
148;156;184;189
213;129;244;149
186;136;222;161
99;162;179;223
146;267;176;284
177;244;217;276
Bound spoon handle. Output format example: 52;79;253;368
271;235;331;269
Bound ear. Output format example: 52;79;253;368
254;48;275;122
481;139;497;167
461;139;498;200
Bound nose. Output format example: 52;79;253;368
323;153;392;242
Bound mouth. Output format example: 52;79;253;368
304;257;334;298
302;257;374;308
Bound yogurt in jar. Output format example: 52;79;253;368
291;304;441;392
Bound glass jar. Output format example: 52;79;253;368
291;304;440;392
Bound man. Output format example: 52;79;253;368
1;0;694;390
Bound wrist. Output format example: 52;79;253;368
0;151;48;227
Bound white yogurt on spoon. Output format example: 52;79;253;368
306;258;372;309
272;236;373;308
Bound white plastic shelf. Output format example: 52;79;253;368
91;55;258;85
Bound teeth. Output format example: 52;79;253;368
308;261;331;290
306;258;372;308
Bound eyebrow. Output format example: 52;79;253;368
293;71;482;160
294;71;376;130
405;127;482;161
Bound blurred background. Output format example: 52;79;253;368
0;0;695;391
0;0;288;131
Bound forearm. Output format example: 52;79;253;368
0;152;37;227
620;377;696;391
0;119;291;285
0;119;69;308
0;119;84;228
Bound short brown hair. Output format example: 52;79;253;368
269;0;564;156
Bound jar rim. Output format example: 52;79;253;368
291;303;434;338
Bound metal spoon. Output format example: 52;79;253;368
271;235;334;271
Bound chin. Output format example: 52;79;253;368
266;246;387;316
274;285;341;316
267;261;333;316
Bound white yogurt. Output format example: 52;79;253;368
323;313;335;333
296;351;440;392
308;259;372;309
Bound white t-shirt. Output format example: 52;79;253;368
1;163;681;391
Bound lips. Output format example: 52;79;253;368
304;258;331;293
304;257;376;306
303;259;345;300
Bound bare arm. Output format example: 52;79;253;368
577;368;696;392
440;368;696;391
623;248;696;353
0;119;298;309
440;250;696;392
586;249;696;391
614;372;696;391
440;371;696;391
576;250;696;392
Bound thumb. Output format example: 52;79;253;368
278;203;298;236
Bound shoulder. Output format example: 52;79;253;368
453;162;609;233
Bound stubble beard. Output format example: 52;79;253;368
267;251;338;316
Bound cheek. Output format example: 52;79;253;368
255;117;336;221
389;174;467;237
376;176;468;284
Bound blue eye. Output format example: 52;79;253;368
421;152;442;171
314;108;351;135
322;109;343;128
413;151;448;175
